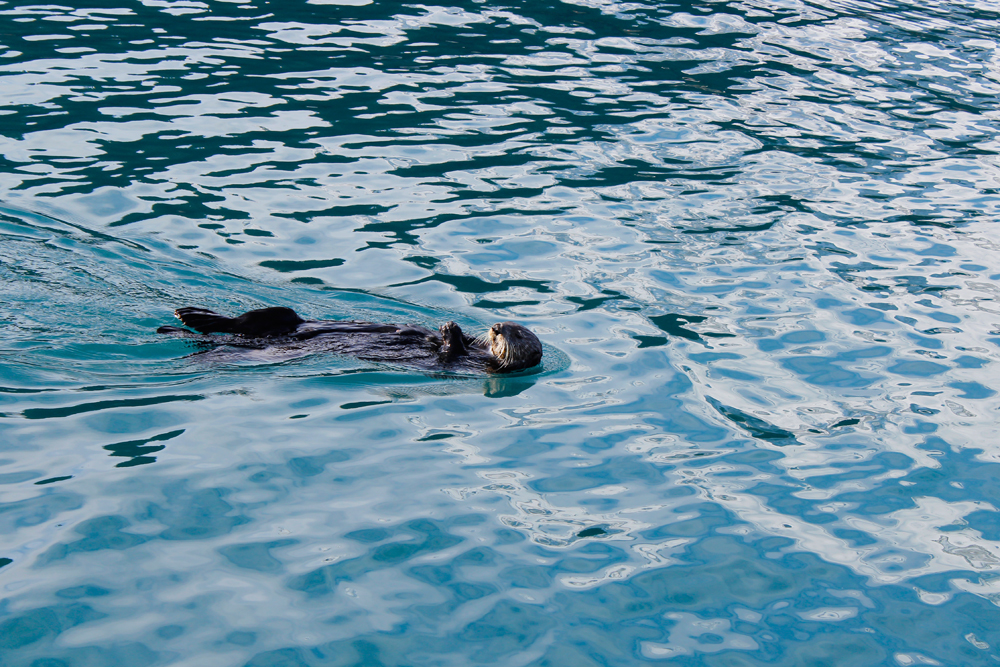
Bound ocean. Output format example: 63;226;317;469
2;0;1000;664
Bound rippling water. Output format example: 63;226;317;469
2;0;1000;664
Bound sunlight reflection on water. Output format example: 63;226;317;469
2;0;1000;664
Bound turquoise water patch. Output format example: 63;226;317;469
3;0;1000;664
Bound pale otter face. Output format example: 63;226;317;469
486;322;543;371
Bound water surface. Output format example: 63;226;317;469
2;0;1000;664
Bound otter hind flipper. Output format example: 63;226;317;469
174;307;237;334
174;306;305;337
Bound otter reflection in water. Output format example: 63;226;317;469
157;306;543;374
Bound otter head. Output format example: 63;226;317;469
485;322;543;372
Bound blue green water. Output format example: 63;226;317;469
2;0;1000;664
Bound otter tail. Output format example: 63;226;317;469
156;325;197;335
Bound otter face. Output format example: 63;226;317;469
486;322;543;372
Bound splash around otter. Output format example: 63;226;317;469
157;306;543;374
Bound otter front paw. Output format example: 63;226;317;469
439;321;468;360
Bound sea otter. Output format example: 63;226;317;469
157;306;543;374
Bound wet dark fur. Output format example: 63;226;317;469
157;306;543;374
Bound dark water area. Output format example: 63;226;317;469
2;0;1000;664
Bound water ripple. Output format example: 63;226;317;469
3;0;1000;663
